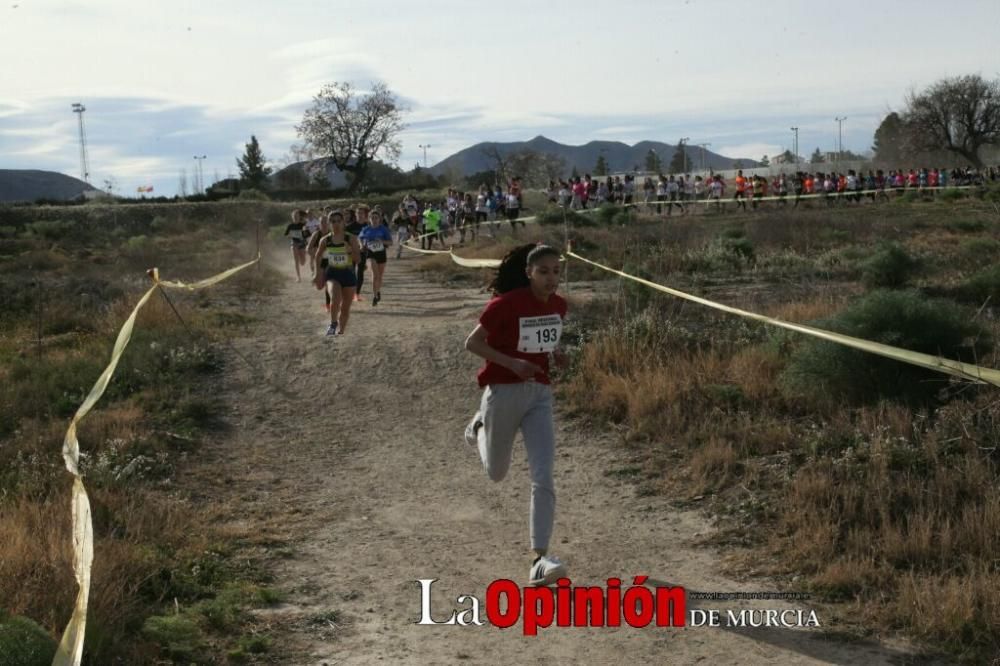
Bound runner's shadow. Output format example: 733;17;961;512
644;577;943;666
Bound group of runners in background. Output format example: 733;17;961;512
285;203;392;336
392;179;528;250
283;163;999;334
547;165;999;213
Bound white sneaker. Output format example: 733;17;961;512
464;414;482;449
529;555;567;586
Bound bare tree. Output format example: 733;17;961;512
903;74;1000;168
178;169;188;197
296;82;406;194
508;150;565;187
480;145;511;185
480;148;565;188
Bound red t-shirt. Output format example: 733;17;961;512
476;287;568;387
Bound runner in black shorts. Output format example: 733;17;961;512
313;211;361;336
357;209;393;306
285;210;308;282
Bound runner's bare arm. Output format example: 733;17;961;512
465;324;541;379
313;238;326;271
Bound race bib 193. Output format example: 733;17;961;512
518;315;562;353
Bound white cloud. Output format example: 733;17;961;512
715;143;785;160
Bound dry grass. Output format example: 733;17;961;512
555;200;1000;662
0;202;284;661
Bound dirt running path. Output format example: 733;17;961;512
193;252;927;665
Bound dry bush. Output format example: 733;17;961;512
891;567;1000;660
0;202;284;661
690;436;741;492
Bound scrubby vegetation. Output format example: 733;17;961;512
0;201;284;662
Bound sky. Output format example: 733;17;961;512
1;0;999;196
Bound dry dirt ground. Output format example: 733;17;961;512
184;250;938;666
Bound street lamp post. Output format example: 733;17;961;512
418;144;431;169
680;137;690;173
193;155;206;193
790;127;799;168
834;117;847;164
697;142;711;173
70;103;90;183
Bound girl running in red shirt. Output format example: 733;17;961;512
464;244;568;586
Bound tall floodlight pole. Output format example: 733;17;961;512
835;117;846;164
193;155;206;193
790;127;799;167
418;144;431;168
697;142;711;172
71;103;90;183
680;137;689;173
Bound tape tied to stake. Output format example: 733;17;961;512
54;253;261;666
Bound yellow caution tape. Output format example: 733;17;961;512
447;249;567;269
53;254;260;666
402;243;450;255
567;250;1000;387
449;251;502;268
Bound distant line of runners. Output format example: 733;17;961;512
393;178;528;250
543;165;999;214
281;161;999;333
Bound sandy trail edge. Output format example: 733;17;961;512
187;253;932;666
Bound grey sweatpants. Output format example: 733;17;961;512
472;382;556;551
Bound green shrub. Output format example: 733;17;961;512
142;615;204;660
620;263;656;309
722;237;755;263
937;188;965;202
611;210;632;226
948;219;985;233
29;219;77;241
680;237;755;273
861;242;918;288
596;203;619;225
535;206;592;227
238;634;270;654
267;224;288;244
149;216;169;233
956;265;1000;305
0;615;57;666
236;189;270;201
957;237;1000;266
781;289;991;405
124;234;153;255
